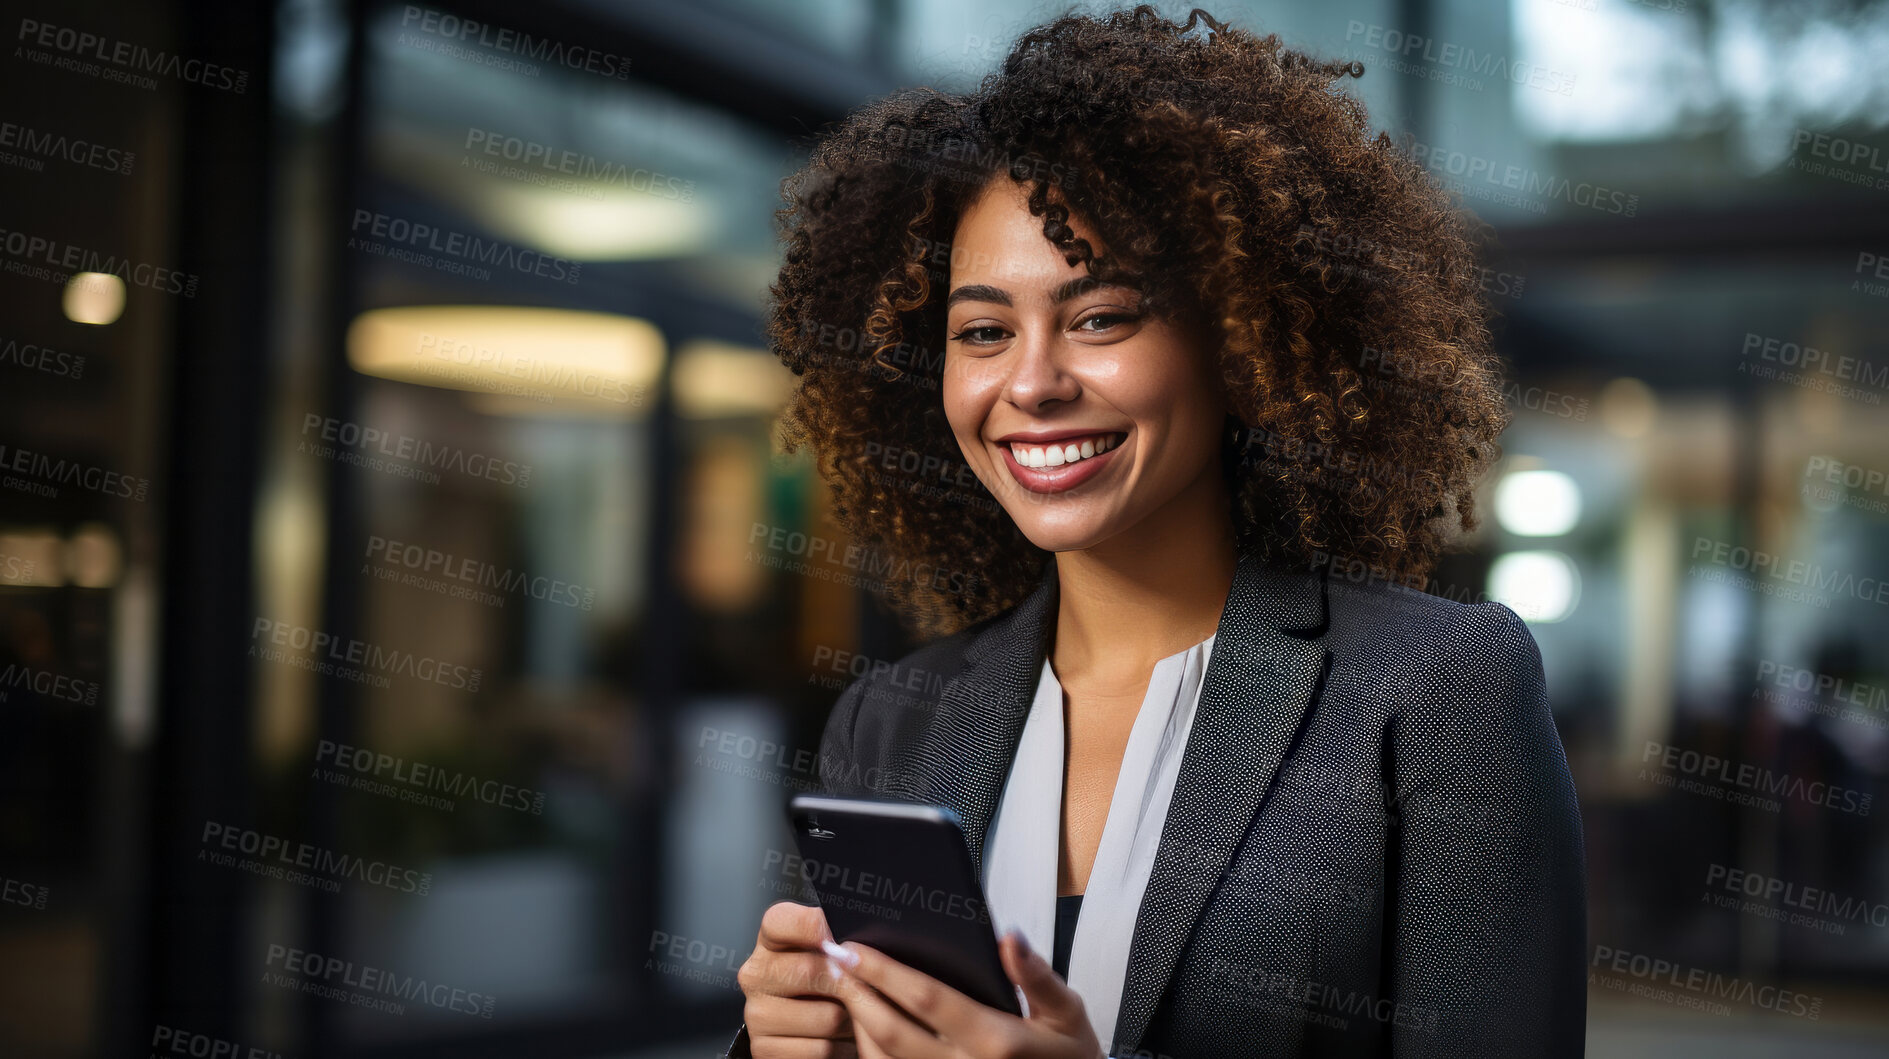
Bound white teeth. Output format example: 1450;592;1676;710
1010;433;1120;470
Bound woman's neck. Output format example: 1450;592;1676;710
1048;469;1238;686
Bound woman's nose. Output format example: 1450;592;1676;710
1001;328;1080;410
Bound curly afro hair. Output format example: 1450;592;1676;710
768;5;1510;639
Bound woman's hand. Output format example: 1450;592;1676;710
737;901;857;1058
823;930;1104;1059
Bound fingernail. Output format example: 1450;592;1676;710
824;956;843;981
820;938;860;969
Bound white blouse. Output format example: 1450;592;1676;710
981;633;1216;1048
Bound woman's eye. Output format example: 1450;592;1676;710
1075;312;1137;333
950;326;1008;345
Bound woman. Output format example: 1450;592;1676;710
730;7;1586;1057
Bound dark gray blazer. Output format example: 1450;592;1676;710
725;551;1587;1057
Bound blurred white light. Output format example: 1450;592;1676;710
63;271;125;325
1494;470;1582;536
1488;551;1580;624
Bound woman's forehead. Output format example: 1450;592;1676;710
948;180;1108;296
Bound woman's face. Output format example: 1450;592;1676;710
941;177;1230;554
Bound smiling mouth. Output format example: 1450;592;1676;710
1004;431;1124;469
996;431;1127;495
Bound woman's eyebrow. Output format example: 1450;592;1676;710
945;278;1138;309
945;283;1010;309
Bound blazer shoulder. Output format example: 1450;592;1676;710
816;609;1000;792
1320;571;1541;680
847;616;985;711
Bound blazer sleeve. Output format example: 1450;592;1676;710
1387;602;1587;1058
722;677;873;1059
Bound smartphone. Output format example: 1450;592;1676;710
785;794;1021;1015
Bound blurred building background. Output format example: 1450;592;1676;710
0;0;1885;1055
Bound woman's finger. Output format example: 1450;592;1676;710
827;940;1005;1046
741;949;847;1000
759;901;834;952
828;959;955;1059
744;993;855;1039
747;1033;859;1059
998;930;1090;1033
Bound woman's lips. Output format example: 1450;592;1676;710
998;433;1124;494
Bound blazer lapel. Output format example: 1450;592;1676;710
896;560;1059;882
1112;555;1330;1053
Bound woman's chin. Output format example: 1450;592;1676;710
1010;515;1119;555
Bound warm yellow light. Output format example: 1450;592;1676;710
63;272;126;325
476;188;712;261
347;305;664;417
1599;377;1657;439
0;530;65;586
673;339;798;419
66;522;123;588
